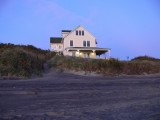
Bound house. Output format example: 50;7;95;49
50;25;111;58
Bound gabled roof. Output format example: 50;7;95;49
50;37;62;43
61;30;72;32
64;25;96;39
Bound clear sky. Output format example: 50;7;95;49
0;0;160;60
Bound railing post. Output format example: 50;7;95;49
109;50;110;59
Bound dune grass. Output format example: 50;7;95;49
0;43;56;78
1;43;159;77
48;55;160;75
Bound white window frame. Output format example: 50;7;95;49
82;30;84;36
79;30;81;36
83;40;86;47
76;30;78;36
70;40;73;47
87;40;90;47
83;40;90;47
76;30;84;36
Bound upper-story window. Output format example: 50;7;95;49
76;30;78;35
83;40;90;47
83;41;86;47
70;40;73;47
82;30;84;36
79;30;81;36
87;41;90;47
76;30;84;36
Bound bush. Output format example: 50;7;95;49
48;56;160;75
48;56;122;75
0;43;56;78
131;56;160;62
0;49;43;77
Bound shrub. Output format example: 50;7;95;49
0;49;43;77
0;43;56;78
48;56;122;75
48;56;160;75
131;56;160;62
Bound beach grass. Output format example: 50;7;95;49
48;55;160;75
0;43;56;78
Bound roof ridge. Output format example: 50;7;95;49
61;30;72;32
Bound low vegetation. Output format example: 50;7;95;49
0;43;55;78
1;43;159;78
131;55;160;62
48;55;160;76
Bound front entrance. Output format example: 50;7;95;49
72;52;75;57
84;53;90;58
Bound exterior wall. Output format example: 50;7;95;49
90;52;96;58
50;43;63;52
62;32;70;37
63;26;96;56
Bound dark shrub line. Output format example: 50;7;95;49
0;43;56;78
48;56;160;75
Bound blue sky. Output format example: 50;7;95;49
0;0;160;60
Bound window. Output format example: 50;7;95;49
72;52;75;56
84;53;87;58
82;30;84;36
76;30;78;35
84;53;90;58
87;41;90;47
76;30;84;36
59;46;61;49
83;41;86;47
70;40;73;47
83;40;90;47
79;30;81;36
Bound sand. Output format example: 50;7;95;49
0;67;160;120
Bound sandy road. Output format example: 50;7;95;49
0;69;160;120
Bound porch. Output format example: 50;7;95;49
65;47;111;59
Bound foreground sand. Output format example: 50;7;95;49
0;68;160;120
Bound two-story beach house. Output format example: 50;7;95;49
50;25;111;58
